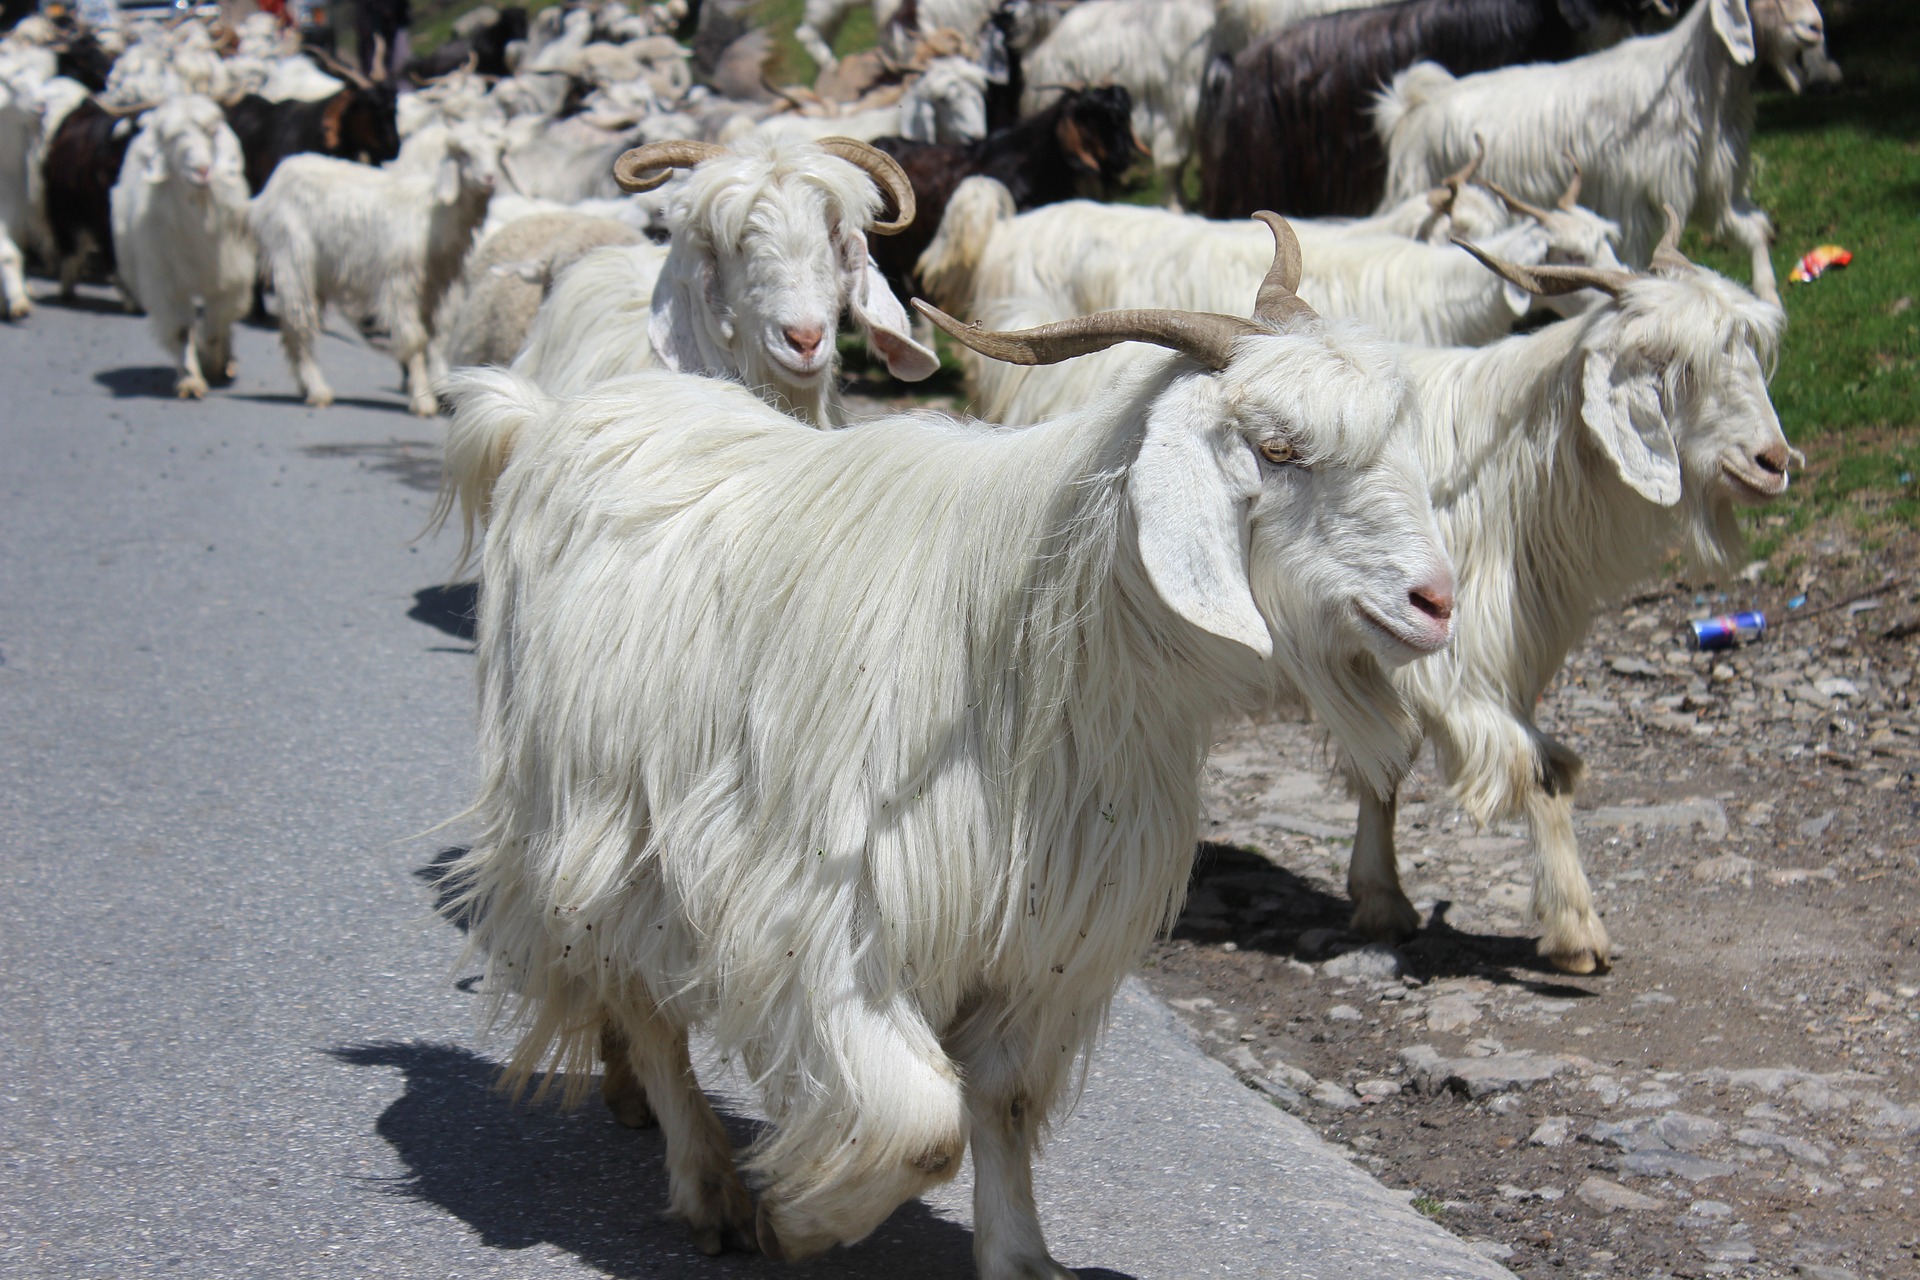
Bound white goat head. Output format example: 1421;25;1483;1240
1750;0;1838;93
612;134;940;419
899;57;991;144
1459;209;1795;568
435;120;506;204
919;214;1456;794
140;95;245;193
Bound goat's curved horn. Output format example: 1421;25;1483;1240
312;47;373;90
1481;178;1558;226
1451;235;1635;298
913;299;1262;371
1427;135;1484;214
612;139;727;192
816;136;915;235
97;98;160;118
1251;212;1317;328
1650;203;1690;274
1558;150;1582;210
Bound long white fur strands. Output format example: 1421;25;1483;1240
441;303;1446;1263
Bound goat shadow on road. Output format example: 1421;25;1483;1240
1177;841;1598;998
410;582;478;642
93;365;186;398
330;1039;1138;1280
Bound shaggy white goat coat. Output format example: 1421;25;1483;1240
443;211;646;370
1375;0;1822;302
1346;259;1794;973
0;64;51;319
442;302;1452;1271
250;122;500;415
918;180;1622;424
109;96;257;397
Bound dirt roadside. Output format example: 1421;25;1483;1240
1138;531;1920;1280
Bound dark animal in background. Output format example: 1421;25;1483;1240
870;84;1139;297
1197;0;1653;219
53;29;115;93
406;5;529;79
41;98;138;293
223;82;402;195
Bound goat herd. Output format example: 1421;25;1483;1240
0;0;1842;1274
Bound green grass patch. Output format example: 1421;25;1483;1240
1411;1194;1446;1220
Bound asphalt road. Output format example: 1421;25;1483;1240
0;293;1511;1279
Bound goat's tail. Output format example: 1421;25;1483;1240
914;175;1017;315
425;367;557;576
1370;60;1456;146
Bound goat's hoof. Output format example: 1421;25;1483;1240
176;377;208;400
602;1084;655;1130
981;1255;1078;1280
1538;914;1611;975
1349;893;1421;944
1545;945;1610;976
409;398;439;418
5;300;27;320
305;390;334;409
666;1173;754;1256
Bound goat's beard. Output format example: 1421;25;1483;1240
1262;604;1422;803
735;337;836;428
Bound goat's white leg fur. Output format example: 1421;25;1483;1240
1348;785;1420;943
0;234;29;319
174;316;209;399
1526;785;1610;974
1723;199;1778;306
610;1009;752;1256
950;1017;1073;1280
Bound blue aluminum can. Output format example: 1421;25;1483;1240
1690;611;1766;651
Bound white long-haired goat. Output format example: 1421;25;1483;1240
108;96;257;398
919;170;1621;424
250;119;504;415
435;135;940;560
1374;0;1830;303
439;215;1455;1275
1343;215;1797;974
0;61;57;320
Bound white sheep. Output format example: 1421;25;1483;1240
1022;0;1216;202
443;211;646;370
250;119;503;415
435;135;940;560
439;217;1455;1273
108;95;257;398
1343;216;1797;973
918;172;1621;424
1375;0;1830;303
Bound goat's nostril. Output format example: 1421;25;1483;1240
1410;585;1453;623
783;325;826;359
1756;445;1790;475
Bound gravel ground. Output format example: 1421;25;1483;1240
1137;529;1920;1280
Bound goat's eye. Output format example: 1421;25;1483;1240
1258;439;1297;465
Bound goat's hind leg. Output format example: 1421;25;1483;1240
612;1009;752;1255
598;1020;656;1129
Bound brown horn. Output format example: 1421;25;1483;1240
311;47;373;91
612;139;727;192
913;300;1263;371
1251;212;1317;329
371;33;389;83
1450;235;1635;298
97;98;161;118
815;136;916;235
1480;178;1558;226
1650;203;1690;274
1427;135;1484;214
1558;150;1582;211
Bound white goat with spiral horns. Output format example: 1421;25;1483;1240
439;212;1456;1275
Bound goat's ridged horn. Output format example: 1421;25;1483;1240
1650;203;1690;274
1428;136;1484;214
912;299;1262;371
1250;212;1317;328
1450;235;1635;298
1558;151;1583;210
1481;178;1557;226
815;136;915;235
613;139;727;192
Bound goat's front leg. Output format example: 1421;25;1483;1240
1724;199;1779;306
0;234;30;319
173;317;209;399
1347;781;1420;943
1526;782;1610;975
949;1015;1072;1280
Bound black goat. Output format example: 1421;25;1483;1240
53;29;114;93
223;84;402;196
406;5;529;79
870;85;1138;298
41;98;137;293
1196;0;1652;219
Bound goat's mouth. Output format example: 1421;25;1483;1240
765;343;831;381
1720;458;1788;501
1353;600;1450;662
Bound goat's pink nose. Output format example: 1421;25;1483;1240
1409;578;1454;624
1755;444;1791;476
783;324;826;360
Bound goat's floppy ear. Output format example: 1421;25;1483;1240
1581;348;1681;505
647;252;725;374
143;140;170;183
434;154;461;204
1709;0;1757;66
1130;386;1273;658
849;257;939;382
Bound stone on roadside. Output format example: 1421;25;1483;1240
1692;853;1756;885
1425;994;1481;1034
1404;1048;1577;1099
1734;1127;1830;1165
1619;1150;1737;1181
1798;810;1837;840
1576;1176;1664;1213
1311;1080;1361;1110
1793;1265;1861;1280
1610;656;1663;677
1701;1236;1758;1264
1528;1115;1576;1147
1326;1003;1364;1023
1322;944;1404;981
1354;1077;1401;1099
1654;1111;1727;1152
